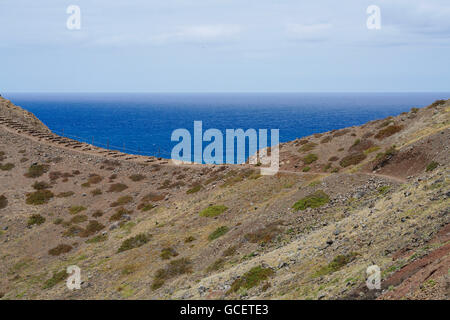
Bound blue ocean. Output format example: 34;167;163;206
3;93;449;161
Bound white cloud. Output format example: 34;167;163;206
89;24;242;47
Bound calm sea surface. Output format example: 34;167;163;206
3;92;449;161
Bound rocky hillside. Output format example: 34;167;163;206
0;97;448;300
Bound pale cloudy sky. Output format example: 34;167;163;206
1;0;449;92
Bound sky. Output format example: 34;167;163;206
1;0;450;92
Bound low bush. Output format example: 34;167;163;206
151;258;192;290
91;188;102;196
69;206;86;215
110;207;132;221
375;125;403;140
27;214;46;226
244;222;280;244
199;205;228;217
328;156;339;162
108;183;128;193
0;163;15;171
110;195;133;207
320;136;332;144
292;190;329;211
227;266;274;294
208;226;229;241
43;270;68;289
339;152;366;167
24;164;49;178
313;252;359;277
142;192;165;202
32;181;52;190
0;195;7;209
303;153;318;164
70;215;88;224
302;166;311;172
26;190;54;205
137;203;155;212
48;244;73;256
92;210;104;218
186;185;202;194
86;234;108;244
129;174;146;182
118;233;151;253
426;161;439;172
56;191;75;198
80;220;105;237
160;247;179;260
298;142;317;153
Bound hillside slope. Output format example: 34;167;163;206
0;97;448;300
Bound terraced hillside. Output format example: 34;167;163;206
0;96;448;300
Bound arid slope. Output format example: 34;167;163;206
0;97;448;300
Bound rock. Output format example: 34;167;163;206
109;222;120;230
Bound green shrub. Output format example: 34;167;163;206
80;220;105;237
292;190;329;211
86;234;108;244
0;195;7;209
48;244;73;256
184;236;196;243
108;183;128;193
70;214;88;224
302;166;311;172
186;185;202;194
129;174;146;182
92;210;103;218
56;191;75;198
137;203;155;212
27;214;46;226
24;164;49;178
0;163;15;171
32;181;52;190
206;258;225;272
118;233;151;253
378;186;391;195
208;226;229;241
199;205;228;217
151;258;192;290
91;188;102;196
26;190;54;205
110;207;132;221
363;146;381;155
43;270;68;289
160;247;179;260
375;125;403;140
303;153;318;164
110;195;133;207
426;161;439;172
298;142;317;153
244;222;280;244
313;253;359;277
339;152;367;167
228;266;274;294
69;206;86;215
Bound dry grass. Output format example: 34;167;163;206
129;174;146;182
110;195;133;207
